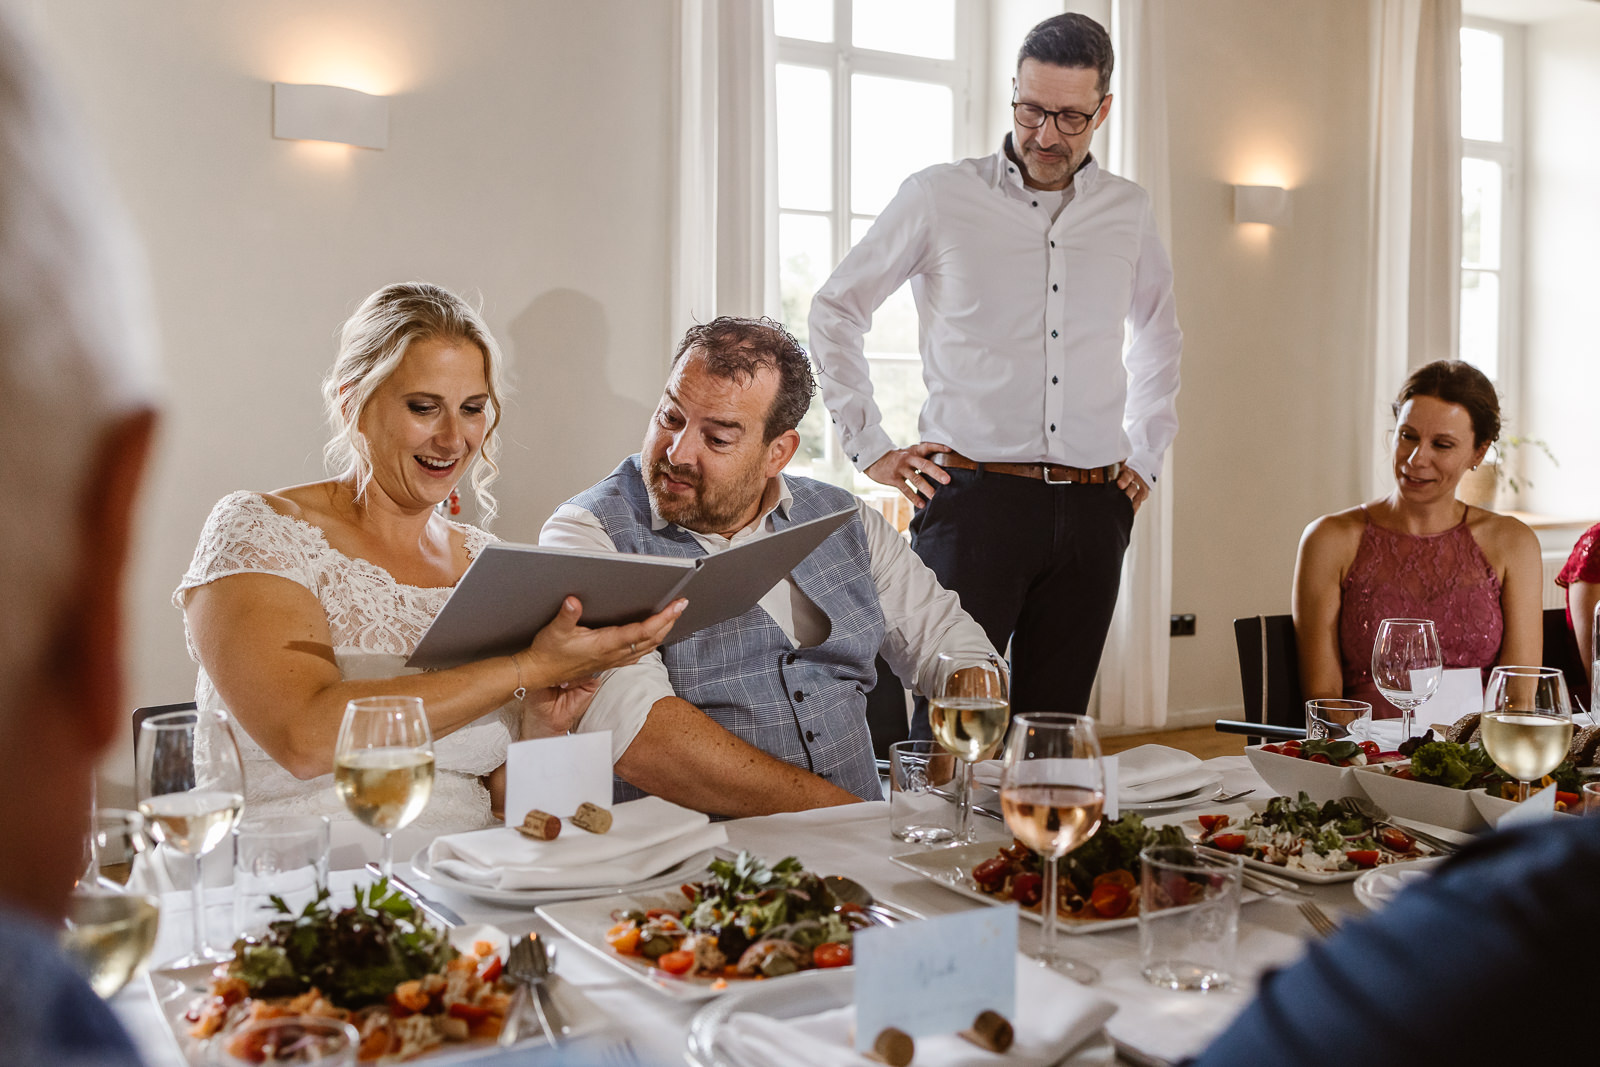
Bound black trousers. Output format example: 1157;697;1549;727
908;466;1134;738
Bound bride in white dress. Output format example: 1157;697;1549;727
174;283;683;852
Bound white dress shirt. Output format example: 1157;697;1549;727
808;143;1183;484
540;475;994;760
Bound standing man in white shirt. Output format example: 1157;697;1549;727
808;13;1182;731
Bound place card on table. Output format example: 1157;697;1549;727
852;906;1016;1050
1412;668;1483;732
504;730;612;827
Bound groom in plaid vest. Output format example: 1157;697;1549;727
542;317;993;815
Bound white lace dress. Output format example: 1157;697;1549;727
173;491;514;840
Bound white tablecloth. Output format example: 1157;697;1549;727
113;754;1382;1067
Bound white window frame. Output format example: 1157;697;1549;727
1461;17;1524;413
775;0;986;485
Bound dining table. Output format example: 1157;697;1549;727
107;751;1458;1067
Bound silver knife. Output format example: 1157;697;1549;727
365;862;465;928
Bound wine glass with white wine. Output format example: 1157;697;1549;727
1371;618;1443;740
999;712;1105;983
61;809;160;997
135;707;244;967
1482;665;1572;803
335;696;435;880
931;651;1011;844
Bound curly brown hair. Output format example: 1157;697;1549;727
671;316;816;442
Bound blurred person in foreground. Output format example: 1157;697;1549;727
1293;360;1542;717
0;4;158;1063
541;316;995;814
1190;812;1600;1066
176;283;681;844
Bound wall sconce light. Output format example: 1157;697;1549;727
273;83;388;149
1233;184;1291;226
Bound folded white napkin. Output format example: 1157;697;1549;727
428;796;727;890
974;745;1210;804
716;956;1115;1067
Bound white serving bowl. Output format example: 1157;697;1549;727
1244;745;1361;804
1350;763;1488;834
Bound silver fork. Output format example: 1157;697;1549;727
1298;900;1339;938
499;935;557;1048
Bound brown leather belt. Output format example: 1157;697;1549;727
935;451;1123;485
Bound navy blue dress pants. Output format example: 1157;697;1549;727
907;465;1134;738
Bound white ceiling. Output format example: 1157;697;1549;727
1465;0;1599;24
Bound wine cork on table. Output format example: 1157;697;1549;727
959;1010;1013;1053
571;801;613;834
865;1027;914;1066
516;809;561;840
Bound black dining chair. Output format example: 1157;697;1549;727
1222;614;1306;745
131;700;198;794
1543;606;1588;710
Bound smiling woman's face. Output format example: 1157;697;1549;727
1391;394;1490;504
357;335;489;512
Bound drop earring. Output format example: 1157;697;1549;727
448;488;461;516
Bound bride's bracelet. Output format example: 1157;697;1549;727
511;654;527;701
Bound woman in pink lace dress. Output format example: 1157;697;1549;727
1293;361;1543;718
1556;522;1599;707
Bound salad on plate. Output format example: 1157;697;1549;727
1196;792;1438;874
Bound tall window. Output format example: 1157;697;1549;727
1459;19;1522;385
773;0;979;489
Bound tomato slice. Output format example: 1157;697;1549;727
1377;826;1415;853
1197;814;1231;834
813;942;852;968
1211;833;1247;853
1088;882;1131;918
657;950;695;975
1346;849;1381;868
478;956;502;983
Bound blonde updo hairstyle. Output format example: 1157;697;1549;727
321;282;506;523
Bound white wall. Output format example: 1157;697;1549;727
1162;0;1376;721
27;0;677;798
1521;7;1600;517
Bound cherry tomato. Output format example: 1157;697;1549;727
813;943;852;968
1211;833;1247;853
1094;868;1136;889
1556;791;1581;812
1197;814;1231;834
1359;740;1381;757
1308;753;1332;764
972;857;1013;891
657;950;695;975
1346;849;1381;868
1011;871;1044;907
478;956;503;983
1260;744;1282;755
1282;740;1303;756
1377;826;1415;853
1088;882;1131;918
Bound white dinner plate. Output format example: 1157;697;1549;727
146;924;604;1064
1117;773;1226;814
408;844;716;907
683;967;1115;1067
537;889;870;1002
1174;811;1445;885
1353;857;1443;911
887;841;1261;933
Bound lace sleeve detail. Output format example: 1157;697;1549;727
172;491;319;608
453;520;499;561
1557;523;1600;588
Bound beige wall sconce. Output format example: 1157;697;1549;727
273;83;388;149
1233;184;1291;226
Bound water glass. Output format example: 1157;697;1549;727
1138;844;1243;992
210;1014;359;1065
888;740;960;844
1304;698;1373;742
233;816;331;935
1581;780;1600;816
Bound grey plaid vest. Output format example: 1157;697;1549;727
569;456;885;804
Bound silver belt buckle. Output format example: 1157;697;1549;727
1042;463;1073;485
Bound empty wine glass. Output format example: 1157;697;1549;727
1371;618;1443;740
999;712;1105;983
1482;665;1572;803
931;651;1011;844
135;708;244;967
334;696;435;879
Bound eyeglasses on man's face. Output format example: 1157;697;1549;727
1011;95;1104;137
